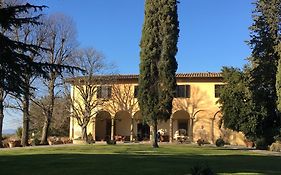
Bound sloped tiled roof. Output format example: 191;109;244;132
66;72;222;84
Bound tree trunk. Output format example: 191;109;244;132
41;75;55;144
21;91;30;146
40;117;51;145
151;120;159;148
81;125;88;142
0;88;4;148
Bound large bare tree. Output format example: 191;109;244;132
34;14;78;144
66;48;108;142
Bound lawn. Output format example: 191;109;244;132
0;143;280;175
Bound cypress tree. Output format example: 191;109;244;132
248;0;281;145
138;0;179;148
275;0;281;112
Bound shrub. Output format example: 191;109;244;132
269;142;281;152
215;138;225;147
255;138;268;150
87;133;95;144
191;164;214;175
16;127;22;139
31;138;40;146
106;140;116;145
197;139;204;146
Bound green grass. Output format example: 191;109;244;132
0;144;280;175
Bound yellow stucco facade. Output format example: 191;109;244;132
69;73;246;145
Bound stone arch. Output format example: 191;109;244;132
114;111;131;141
133;111;150;141
193;110;211;143
171;110;190;138
95;110;111;141
211;110;223;143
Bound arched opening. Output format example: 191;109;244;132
193;110;211;143
133;111;150;141
115;111;131;141
172;110;190;140
212;111;223;142
95;111;111;141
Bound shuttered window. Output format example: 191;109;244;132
215;84;224;98
97;86;112;99
175;85;190;98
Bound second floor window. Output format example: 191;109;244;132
215;84;224;98
97;86;112;99
134;86;138;98
175;85;190;98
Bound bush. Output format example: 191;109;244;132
215;138;225;147
106;140;116;145
31;138;40;146
191;164;214;175
255;138;268;150
87;133;95;144
269;142;281;152
16;127;22;139
197;139;204;146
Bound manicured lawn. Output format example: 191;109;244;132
0;143;280;175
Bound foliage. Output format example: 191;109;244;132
31;138;40;146
255;137;268;150
215;137;225;147
219;0;281;145
218;67;259;141
197;139;204;146
0;3;77;95
16;127;22;139
248;0;281;145
269;142;281;152
138;0;179;148
191;164;214;175
106;140;116;145
87;133;95;144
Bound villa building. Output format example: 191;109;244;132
68;72;246;145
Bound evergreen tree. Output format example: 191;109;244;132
0;3;77;96
138;0;179;148
0;2;79;146
219;67;258;141
248;0;281;145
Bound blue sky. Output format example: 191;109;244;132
30;0;253;74
4;0;254;130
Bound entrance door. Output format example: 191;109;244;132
137;123;150;141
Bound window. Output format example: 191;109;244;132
134;86;138;98
215;84;224;98
97;86;112;99
175;85;190;98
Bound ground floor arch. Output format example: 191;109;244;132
193;110;211;143
170;110;190;142
133;111;150;141
95;111;112;141
114;111;131;141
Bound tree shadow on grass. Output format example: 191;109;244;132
0;153;280;175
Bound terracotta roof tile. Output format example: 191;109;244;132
67;72;222;83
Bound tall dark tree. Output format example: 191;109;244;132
0;2;79;146
218;67;259;141
248;0;281;145
274;0;281;113
138;0;179;148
